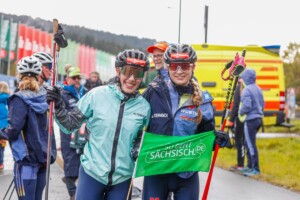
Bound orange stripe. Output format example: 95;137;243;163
213;101;280;111
258;84;279;89
264;102;280;110
212;101;225;111
197;59;282;64
256;75;278;80
245;59;282;64
260;67;278;71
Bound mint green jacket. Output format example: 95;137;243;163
56;84;150;185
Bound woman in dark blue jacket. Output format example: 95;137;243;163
0;56;56;200
142;44;228;200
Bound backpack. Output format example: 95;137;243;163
70;123;88;154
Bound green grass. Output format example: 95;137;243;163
216;120;300;192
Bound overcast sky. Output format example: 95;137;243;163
1;0;299;52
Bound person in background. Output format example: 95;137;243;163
0;56;56;200
285;88;297;123
63;64;73;85
238;68;265;176
59;66;87;200
46;49;151;200
228;78;248;172
142;44;229;200
0;81;10;170
141;41;169;88
84;71;103;92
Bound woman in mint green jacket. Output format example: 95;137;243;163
46;49;150;200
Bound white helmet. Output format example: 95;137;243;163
17;56;42;75
32;52;53;64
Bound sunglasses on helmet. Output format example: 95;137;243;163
120;65;145;80
43;63;52;70
168;62;193;72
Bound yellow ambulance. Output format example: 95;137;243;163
191;44;286;126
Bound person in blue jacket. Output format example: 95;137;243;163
238;68;265;176
142;44;229;200
0;81;10;170
0;56;57;200
46;49;151;200
59;66;87;200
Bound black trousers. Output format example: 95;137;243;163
234;118;246;167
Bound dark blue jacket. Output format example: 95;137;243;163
142;77;215;136
142;77;215;178
0;92;9;129
60;84;86;177
5;89;56;166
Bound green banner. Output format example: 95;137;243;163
135;131;215;178
9;21;18;61
0;18;9;59
57;39;79;75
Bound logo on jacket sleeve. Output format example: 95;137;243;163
151;113;168;118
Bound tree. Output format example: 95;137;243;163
282;43;300;89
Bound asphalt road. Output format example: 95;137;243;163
1;128;300;200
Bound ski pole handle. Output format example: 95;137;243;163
53;19;60;52
242;49;246;57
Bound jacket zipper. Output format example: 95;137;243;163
108;99;126;186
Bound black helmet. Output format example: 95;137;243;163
115;49;149;71
164;44;197;64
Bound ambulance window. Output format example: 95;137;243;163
202;82;216;87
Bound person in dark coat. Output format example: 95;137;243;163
142;44;228;200
239;68;265;176
60;66;87;200
84;71;103;92
0;56;56;200
228;79;249;171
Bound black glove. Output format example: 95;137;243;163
46;86;63;109
131;148;139;162
54;24;68;48
214;130;229;148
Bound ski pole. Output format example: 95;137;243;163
126;130;146;200
126;179;133;200
44;19;68;200
202;50;246;200
3;178;14;200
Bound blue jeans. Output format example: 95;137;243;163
244;118;262;172
76;166;132;200
13;163;46;200
143;173;199;200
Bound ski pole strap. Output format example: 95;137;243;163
221;60;233;81
221;50;246;81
